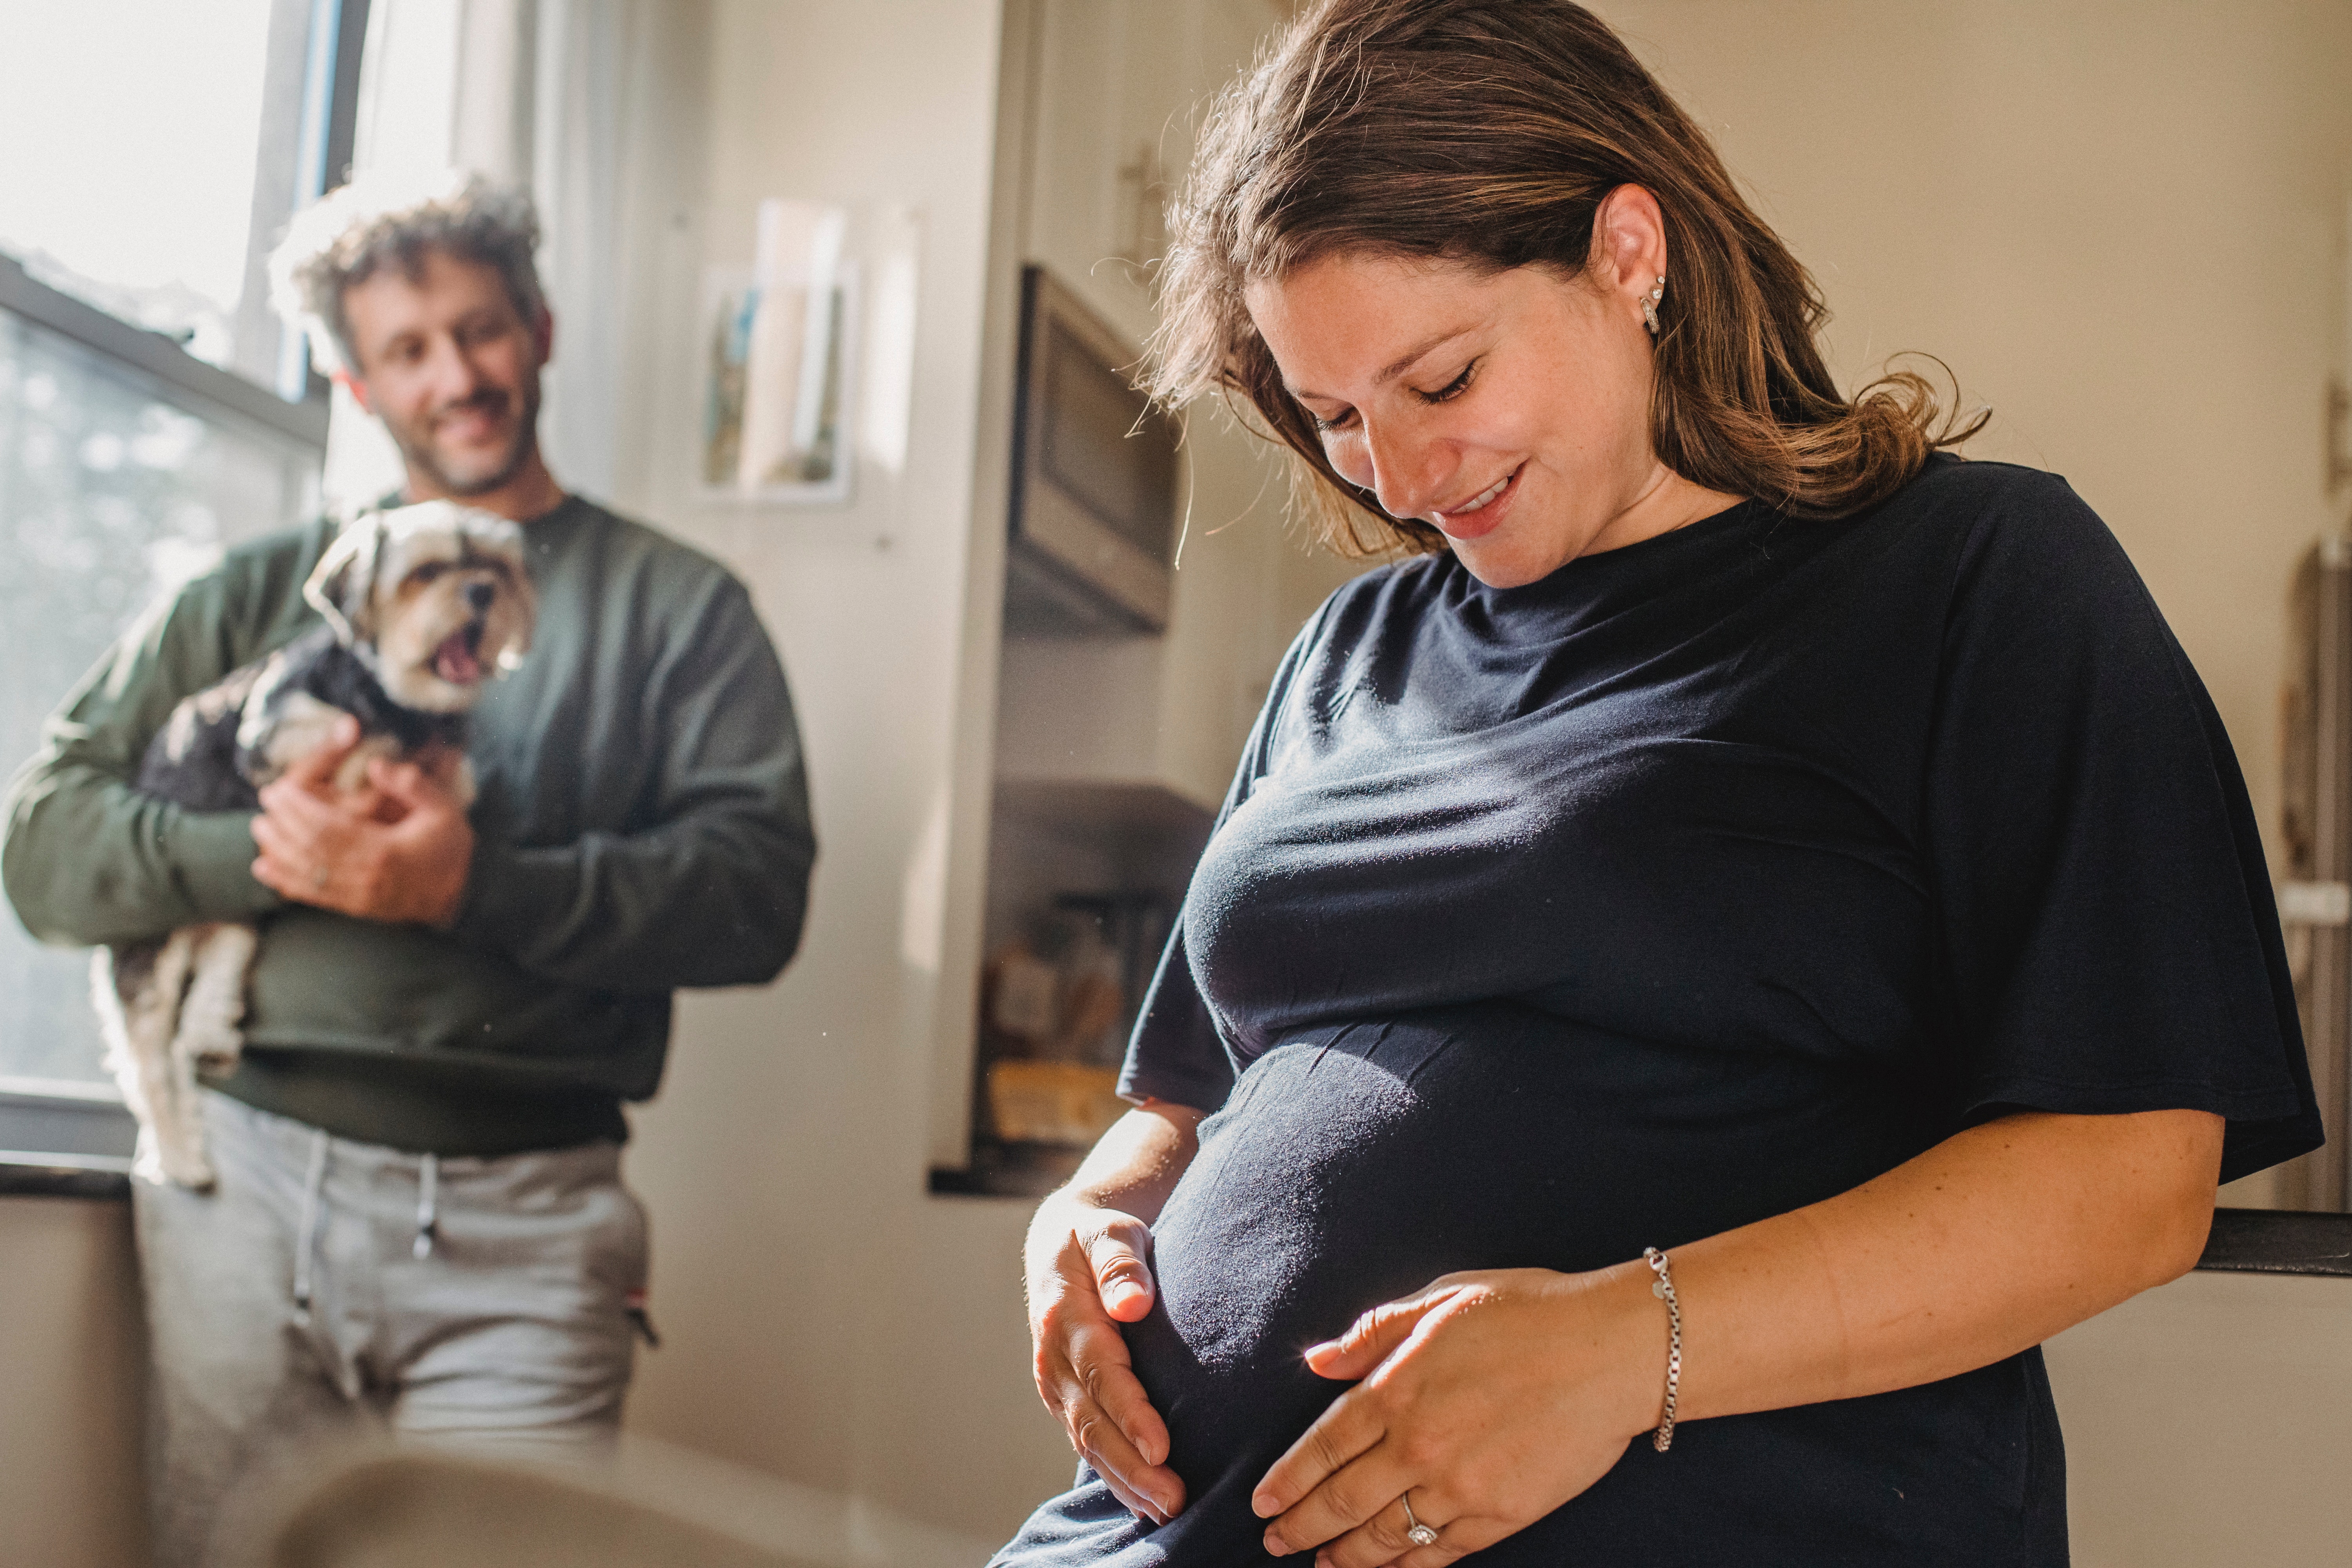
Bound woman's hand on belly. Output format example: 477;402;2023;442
1027;1193;1183;1524
1250;1264;1662;1564
1022;1101;1207;1528
1248;1108;2227;1564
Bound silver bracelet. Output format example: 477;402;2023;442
1642;1246;1682;1452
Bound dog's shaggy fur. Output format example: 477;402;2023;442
96;500;535;1188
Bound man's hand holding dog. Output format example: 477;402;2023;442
252;717;473;927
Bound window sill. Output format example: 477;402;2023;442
0;1158;130;1200
920;1178;2352;1279
2198;1207;2352;1278
0;1077;135;1199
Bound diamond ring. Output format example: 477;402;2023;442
1398;1490;1439;1549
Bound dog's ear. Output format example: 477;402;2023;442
304;516;383;645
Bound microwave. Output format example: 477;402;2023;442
1005;265;1180;635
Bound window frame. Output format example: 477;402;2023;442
0;0;366;1198
0;254;328;449
0;1078;141;1197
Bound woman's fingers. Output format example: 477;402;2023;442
1256;1434;1403;1559
1087;1334;1173;1468
1049;1316;1185;1521
1321;1492;1504;1568
1303;1285;1452;1381
1062;1309;1171;1467
1026;1200;1185;1523
1082;1213;1158;1321
1251;1381;1384;1523
1065;1210;1168;1459
1317;1491;1453;1568
1254;1289;1463;1530
1261;1269;1654;1561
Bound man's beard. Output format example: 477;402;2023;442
385;375;543;498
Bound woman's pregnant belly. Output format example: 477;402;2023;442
994;1005;1940;1566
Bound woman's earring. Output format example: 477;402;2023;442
1642;275;1665;337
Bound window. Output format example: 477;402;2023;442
0;1;364;1161
0;298;322;1087
0;0;367;398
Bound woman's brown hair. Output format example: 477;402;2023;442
1149;0;1983;557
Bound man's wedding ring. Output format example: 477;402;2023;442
1399;1491;1439;1549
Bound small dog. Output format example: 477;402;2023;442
96;500;536;1188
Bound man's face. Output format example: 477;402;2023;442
339;249;549;499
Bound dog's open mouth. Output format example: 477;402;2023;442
433;623;487;685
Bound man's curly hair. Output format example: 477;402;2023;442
269;170;546;374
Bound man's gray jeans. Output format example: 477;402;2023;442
134;1089;648;1568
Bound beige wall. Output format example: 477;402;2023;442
2046;1267;2352;1567
600;0;1074;1552
0;1198;147;1568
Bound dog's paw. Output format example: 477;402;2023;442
133;1128;217;1192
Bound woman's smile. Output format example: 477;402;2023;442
1431;463;1524;540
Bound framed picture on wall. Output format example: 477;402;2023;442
697;200;857;506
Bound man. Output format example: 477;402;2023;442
1;173;815;1566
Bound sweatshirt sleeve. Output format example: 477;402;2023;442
3;568;285;946
448;574;815;993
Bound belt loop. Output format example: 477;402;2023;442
291;1129;329;1322
412;1152;439;1261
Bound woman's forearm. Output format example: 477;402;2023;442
1060;1098;1207;1225
1664;1107;2222;1424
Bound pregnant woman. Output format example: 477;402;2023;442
995;3;2321;1564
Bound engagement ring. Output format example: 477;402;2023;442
1399;1491;1439;1550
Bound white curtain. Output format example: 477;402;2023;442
527;0;643;502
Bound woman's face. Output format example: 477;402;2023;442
1245;247;1719;587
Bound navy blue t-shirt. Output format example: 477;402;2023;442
993;457;2321;1568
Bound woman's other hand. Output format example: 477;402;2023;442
1251;1265;1660;1564
1025;1192;1182;1523
1250;1107;2224;1563
1022;1100;1207;1527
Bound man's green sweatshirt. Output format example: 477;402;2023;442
2;495;815;1154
